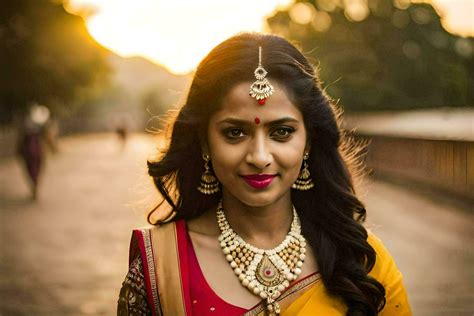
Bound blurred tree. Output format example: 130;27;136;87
0;0;111;124
267;0;473;111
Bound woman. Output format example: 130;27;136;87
117;33;411;315
17;104;50;200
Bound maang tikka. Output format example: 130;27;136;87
249;46;274;105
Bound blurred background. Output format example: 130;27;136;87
0;0;472;315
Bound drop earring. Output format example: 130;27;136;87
197;154;220;195
292;152;314;191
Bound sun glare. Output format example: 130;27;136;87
66;0;473;74
413;0;474;37
66;0;293;74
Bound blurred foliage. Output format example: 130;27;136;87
267;0;474;111
0;0;111;124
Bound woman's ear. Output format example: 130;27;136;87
200;140;210;156
304;141;311;155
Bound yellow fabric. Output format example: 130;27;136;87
281;232;412;315
149;223;187;315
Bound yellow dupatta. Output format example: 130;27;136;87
279;232;412;315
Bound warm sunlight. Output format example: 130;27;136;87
65;0;293;74
412;0;474;37
66;0;473;75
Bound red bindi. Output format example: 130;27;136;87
254;117;261;124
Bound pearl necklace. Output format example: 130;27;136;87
216;201;307;315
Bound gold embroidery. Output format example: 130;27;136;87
243;273;322;316
141;229;161;315
117;256;151;315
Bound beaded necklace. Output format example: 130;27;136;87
216;201;307;314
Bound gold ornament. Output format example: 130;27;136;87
216;200;306;315
292;153;314;191
197;154;220;194
249;46;274;105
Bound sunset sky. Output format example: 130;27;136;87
65;0;474;75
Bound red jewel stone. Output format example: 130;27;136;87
254;117;260;124
265;269;272;276
258;98;266;105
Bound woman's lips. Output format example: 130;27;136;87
241;174;276;189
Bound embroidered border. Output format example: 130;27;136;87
280;272;322;300
243;272;322;316
141;229;161;315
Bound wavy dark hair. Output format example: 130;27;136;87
147;33;385;315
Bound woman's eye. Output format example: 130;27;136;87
271;127;295;139
224;128;245;139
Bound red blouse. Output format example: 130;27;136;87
187;231;250;315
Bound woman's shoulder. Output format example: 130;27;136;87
130;221;182;244
126;221;181;264
366;230;391;259
132;220;177;234
366;230;403;287
366;232;412;314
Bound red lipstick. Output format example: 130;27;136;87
242;174;276;189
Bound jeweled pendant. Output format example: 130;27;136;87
249;46;274;104
256;255;283;287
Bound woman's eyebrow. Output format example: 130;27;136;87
217;117;300;126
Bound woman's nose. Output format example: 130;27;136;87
245;135;273;170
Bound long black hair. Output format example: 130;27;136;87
147;32;385;315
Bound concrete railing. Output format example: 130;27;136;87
357;134;473;200
346;109;473;201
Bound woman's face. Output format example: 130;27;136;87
206;81;308;207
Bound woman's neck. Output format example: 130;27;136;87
221;190;294;249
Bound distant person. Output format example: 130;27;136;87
117;33;411;315
116;122;128;150
16;104;50;200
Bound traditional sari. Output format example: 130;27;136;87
117;220;411;315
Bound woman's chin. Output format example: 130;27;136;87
225;187;290;208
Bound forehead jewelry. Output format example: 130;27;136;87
254;117;261;124
249;46;274;106
217;200;306;315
